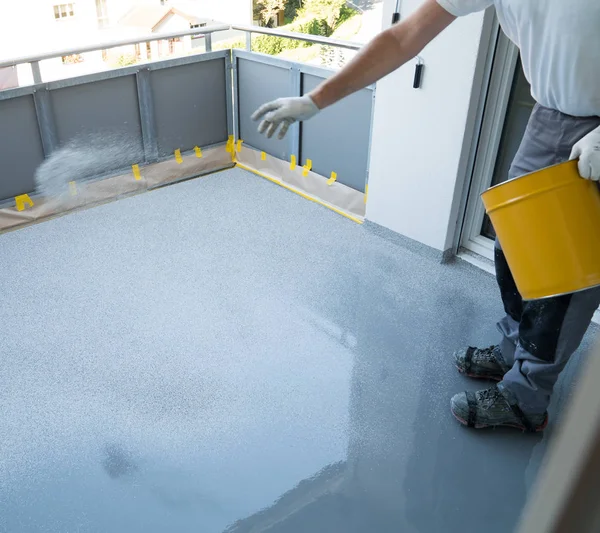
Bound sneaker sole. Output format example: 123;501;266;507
451;408;548;432
455;364;503;382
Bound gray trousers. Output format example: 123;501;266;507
496;104;600;414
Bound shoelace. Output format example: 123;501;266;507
477;346;498;362
477;386;506;410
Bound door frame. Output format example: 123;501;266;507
459;26;520;260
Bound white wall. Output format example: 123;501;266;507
365;0;492;252
0;0;111;56
1;0;109;83
105;0;140;24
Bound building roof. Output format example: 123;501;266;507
118;5;206;32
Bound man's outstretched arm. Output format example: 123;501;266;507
252;0;456;139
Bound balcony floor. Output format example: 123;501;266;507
0;167;595;533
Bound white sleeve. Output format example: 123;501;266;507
436;0;493;16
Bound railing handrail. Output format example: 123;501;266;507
231;24;363;51
0;24;231;69
0;23;363;70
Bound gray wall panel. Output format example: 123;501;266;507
151;59;228;157
51;75;142;147
238;58;292;161
49;76;144;174
301;73;372;192
0;95;45;200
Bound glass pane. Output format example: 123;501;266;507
481;57;535;240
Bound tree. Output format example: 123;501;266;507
284;0;302;21
300;0;347;28
254;0;286;26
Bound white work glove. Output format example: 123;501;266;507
570;125;600;180
251;95;320;140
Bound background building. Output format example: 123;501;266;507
0;0;252;86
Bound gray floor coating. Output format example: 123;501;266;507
0;167;596;533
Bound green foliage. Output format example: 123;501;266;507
299;0;347;28
229;0;359;57
254;0;286;25
284;0;302;21
337;5;358;27
251;15;331;55
114;54;137;67
214;39;245;51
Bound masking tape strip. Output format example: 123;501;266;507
327;172;337;186
261;151;267;161
174;149;183;164
290;155;297;170
194;146;203;158
0;146;232;234
15;194;34;212
69;181;78;196
364;184;369;204
236;162;363;225
132;164;142;181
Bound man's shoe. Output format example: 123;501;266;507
454;345;507;382
450;383;548;432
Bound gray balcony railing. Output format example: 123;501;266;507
0;24;373;205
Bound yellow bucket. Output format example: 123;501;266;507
481;160;600;300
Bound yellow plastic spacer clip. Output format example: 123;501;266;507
302;159;312;177
132;164;142;181
69;181;78;196
290;155;297;170
174;149;183;164
226;135;234;153
261;151;267;161
15;194;34;212
194;146;203;158
327;172;337;186
237;139;244;152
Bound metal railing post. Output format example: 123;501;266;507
30;61;42;84
227;50;237;141
205;33;212;53
33;88;59;156
136;68;159;163
289;66;301;162
245;32;252;52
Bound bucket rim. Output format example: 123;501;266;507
523;280;600;301
480;160;578;198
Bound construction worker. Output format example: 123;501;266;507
252;0;600;432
